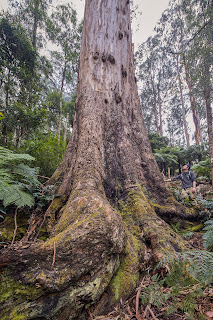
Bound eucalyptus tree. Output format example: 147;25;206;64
45;4;81;143
155;0;202;145
182;0;213;183
8;0;51;50
137;34;174;137
0;0;193;319
0;14;45;146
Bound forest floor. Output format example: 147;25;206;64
89;186;213;320
90;234;213;320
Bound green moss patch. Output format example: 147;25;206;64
0;272;43;320
110;231;141;301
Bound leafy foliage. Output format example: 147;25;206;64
148;133;169;152
0;147;39;209
140;274;171;308
20;135;67;177
191;158;211;182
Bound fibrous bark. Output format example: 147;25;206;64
0;1;193;319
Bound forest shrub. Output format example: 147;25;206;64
19;135;67;177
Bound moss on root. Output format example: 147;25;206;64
0;272;43;320
120;187;187;254
110;231;142;301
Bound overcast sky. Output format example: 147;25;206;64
1;0;170;46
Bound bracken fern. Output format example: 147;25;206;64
203;219;213;251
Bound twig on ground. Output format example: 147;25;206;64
146;305;159;320
11;207;18;246
126;303;133;316
37;174;50;180
34;205;52;241
136;277;145;320
143;305;149;318
51;241;56;269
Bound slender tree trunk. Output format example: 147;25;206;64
63;112;69;142
176;55;190;147
0;1;194;319
32;0;39;50
168;167;171;179
57;96;63;144
150;72;160;134
178;4;200;145
57;64;66;144
157;85;163;136
1;71;10;144
204;57;213;186
182;53;201;145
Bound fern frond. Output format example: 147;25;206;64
0;181;34;208
160;250;213;284
0;169;13;183
13;164;40;185
203;219;213;251
0;147;35;165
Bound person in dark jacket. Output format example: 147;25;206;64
165;164;196;202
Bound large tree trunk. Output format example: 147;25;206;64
0;1;194;319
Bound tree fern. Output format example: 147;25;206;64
0;147;39;244
0;169;13;183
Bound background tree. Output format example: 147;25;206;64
45;4;81;143
0;14;45;146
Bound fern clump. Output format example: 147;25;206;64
140;274;171;309
0;147;39;209
140;259;208;319
203;219;213;251
158;250;213;284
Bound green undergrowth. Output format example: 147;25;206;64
140;263;206;320
139;245;213;319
